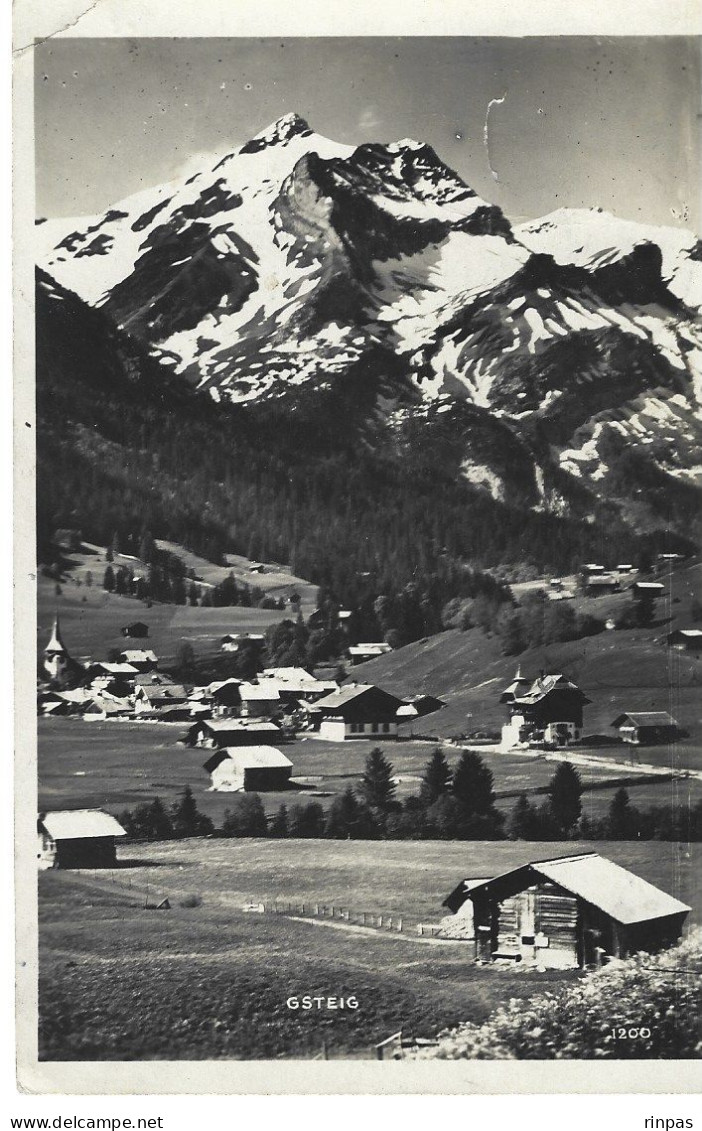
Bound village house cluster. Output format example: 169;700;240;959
38;616;447;794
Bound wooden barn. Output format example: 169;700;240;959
611;711;680;745
347;642;392;665
208;678;243;716
666;629;702;653
38;809;127;869
583;574;621;596
443;853;690;969
118;649;158;672
203;746;293;792
186;717;283;748
314;683;406;741
121;621;149;638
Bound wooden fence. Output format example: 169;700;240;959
267;900;406;932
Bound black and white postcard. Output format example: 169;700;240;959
13;0;702;1099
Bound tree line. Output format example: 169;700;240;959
117;752;702;844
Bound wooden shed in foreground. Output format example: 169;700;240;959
38;809;127;869
443;852;690;969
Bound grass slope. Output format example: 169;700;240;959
354;563;702;754
38;838;700;1060
37;539;317;668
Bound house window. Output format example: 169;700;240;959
382;722;390;733
371;722;379;733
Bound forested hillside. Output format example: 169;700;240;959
36;269;693;637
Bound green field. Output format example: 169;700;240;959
39;718;700;826
38;838;700;1060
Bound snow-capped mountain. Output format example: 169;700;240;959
36;112;702;530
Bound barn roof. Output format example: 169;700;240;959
612;711;678;728
120;649;158;663
211;745;293;770
467;852;690;925
92;662;139;675
39;809;126;840
668;629;702;639
239;681;282;701
199;718;281;732
316;683;403;709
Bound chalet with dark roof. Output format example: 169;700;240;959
500;669;590;749
315;683;406;741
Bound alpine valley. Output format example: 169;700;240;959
36;112;702;610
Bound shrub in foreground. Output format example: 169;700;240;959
410;931;701;1060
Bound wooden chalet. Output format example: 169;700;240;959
208;678;243;716
314;683;406;741
347;642;392;665
118;649;158;672
121;621;149;638
220;632;265;654
203;746;293;792
666;629;702;653
186;718;283;749
404;693;445;719
443;852;690;969
583;573;621;595
500;670;590;748
239;681;281;718
38;809;126;869
134;681;191;714
611;711;679;745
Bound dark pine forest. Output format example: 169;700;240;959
36;268;692;635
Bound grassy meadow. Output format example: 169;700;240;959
38;717;701;826
38;838;700;1060
38;540;316;668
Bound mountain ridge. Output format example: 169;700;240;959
35;113;702;544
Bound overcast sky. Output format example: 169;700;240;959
35;37;699;230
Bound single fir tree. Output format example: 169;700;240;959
419;748;452;807
269;803;289;838
452;750;496;816
170;785;214;838
358;747;397;813
548;762;583;834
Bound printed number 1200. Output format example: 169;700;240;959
610;1027;651;1039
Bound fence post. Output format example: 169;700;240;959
378;915;383;928
397;917;403;932
331;905;335;918
314;903;319;916
387;916;392;930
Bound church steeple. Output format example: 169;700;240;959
45;614;66;655
44;614;70;679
